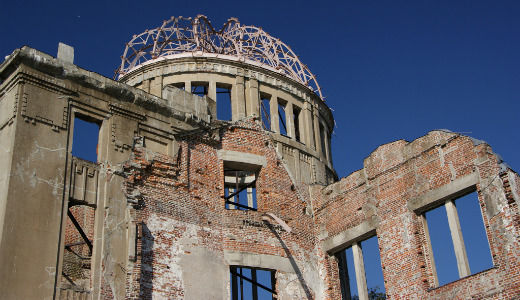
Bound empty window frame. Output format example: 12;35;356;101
230;266;276;300
277;99;288;136
217;84;232;120
260;94;271;131
170;82;185;90
319;123;327;158
72;116;100;162
191;82;208;97
422;190;493;287
336;236;386;300
293;106;302;142
224;169;257;211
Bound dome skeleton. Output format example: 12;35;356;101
117;15;323;99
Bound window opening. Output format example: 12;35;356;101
230;266;276;300
293;106;301;142
319;123;326;157
72;117;100;162
278;100;287;136
425;204;458;286
171;82;185;90
217;85;232;120
191;83;208;97
336;236;386;300
224;169;257;211
260;95;271;131
424;190;492;286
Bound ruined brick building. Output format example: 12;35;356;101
0;15;519;300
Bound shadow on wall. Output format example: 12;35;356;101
265;222;313;299
140;223;154;299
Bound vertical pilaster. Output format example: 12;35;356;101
270;96;280;133
185;81;192;94
232;76;246;121
286;103;294;138
303;102;315;148
208;81;217;101
246;79;260;117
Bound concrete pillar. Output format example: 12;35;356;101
142;79;151;94
445;200;471;277
303;102;315;149
421;214;439;287
270;96;280;133
352;242;368;300
208;81;217;101
246;79;260;117
232;76;246;121
294;149;301;182
185;81;191;94
149;75;163;97
286;102;294;138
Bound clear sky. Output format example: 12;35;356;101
1;0;518;176
2;0;518;297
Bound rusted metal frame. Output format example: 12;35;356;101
224;179;256;201
69;197;97;209
61;272;77;286
225;200;257;211
64;245;90;260
117;16;324;99
230;268;277;295
67;209;93;255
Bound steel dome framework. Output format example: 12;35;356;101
117;15;323;99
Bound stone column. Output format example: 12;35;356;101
286;102;295;139
270;96;280;133
246;79;260;117
445;199;471;277
303;102;315;148
352;242;368;300
232;76;246;121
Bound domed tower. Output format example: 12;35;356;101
117;15;336;184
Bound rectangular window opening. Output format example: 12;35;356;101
230;266;276;300
319;123;327;157
170;82;185;90
336;236;386;300
191;82;208;97
293;106;301;142
72;116;100;162
217;84;232;121
278;100;288;136
224;169;257;211
423;190;492;287
260;94;271;131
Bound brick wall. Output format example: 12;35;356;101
313;131;520;299
123;118;327;299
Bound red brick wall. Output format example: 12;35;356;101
123;118;326;299
313;131;520;299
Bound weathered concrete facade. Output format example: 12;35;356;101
0;17;519;300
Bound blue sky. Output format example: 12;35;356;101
2;0;518;297
1;0;517;177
